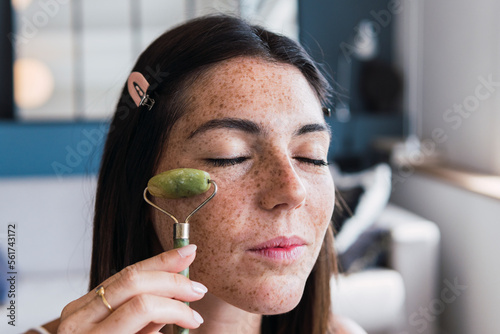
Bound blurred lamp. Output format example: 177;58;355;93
351;20;379;60
14;58;55;109
11;0;33;11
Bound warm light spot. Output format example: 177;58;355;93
11;0;33;11
14;58;55;109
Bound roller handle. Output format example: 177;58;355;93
173;226;190;334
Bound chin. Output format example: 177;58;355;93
259;298;303;315
245;293;303;315
229;277;306;315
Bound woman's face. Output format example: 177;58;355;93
152;57;335;314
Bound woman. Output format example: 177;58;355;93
30;15;366;334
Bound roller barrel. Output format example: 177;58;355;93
147;168;211;199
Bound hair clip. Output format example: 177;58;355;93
322;107;332;117
127;71;155;110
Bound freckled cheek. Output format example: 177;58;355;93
211;170;264;203
186;178;261;265
189;190;254;244
188;213;247;286
306;177;335;227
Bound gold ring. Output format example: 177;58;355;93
95;285;114;312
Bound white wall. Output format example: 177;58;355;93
391;173;500;334
393;7;500;331
395;0;500;174
0;176;94;333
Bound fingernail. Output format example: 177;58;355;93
177;244;197;258
193;310;204;324
191;281;208;294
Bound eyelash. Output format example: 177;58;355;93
295;157;329;167
207;157;249;167
206;157;328;167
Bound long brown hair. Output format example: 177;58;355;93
90;15;337;334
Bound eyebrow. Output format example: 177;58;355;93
187;117;331;139
294;123;331;138
188;118;261;139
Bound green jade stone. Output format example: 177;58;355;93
148;168;211;199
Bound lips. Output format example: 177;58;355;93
247;236;307;262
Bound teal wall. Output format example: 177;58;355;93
299;0;404;168
0;115;402;177
0;122;107;177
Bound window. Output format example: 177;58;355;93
8;0;298;121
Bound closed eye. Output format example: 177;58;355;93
295;157;329;167
206;157;249;167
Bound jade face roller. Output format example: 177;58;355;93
143;168;217;334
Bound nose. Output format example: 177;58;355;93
257;154;307;211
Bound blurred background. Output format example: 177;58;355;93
0;0;499;333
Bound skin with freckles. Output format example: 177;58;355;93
151;56;335;332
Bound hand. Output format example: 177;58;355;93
58;244;206;334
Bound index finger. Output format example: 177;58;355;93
133;244;198;272
101;244;198;292
62;244;198;317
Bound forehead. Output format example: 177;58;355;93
183;57;323;124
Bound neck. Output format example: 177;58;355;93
163;293;262;334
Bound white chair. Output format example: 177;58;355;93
332;203;440;334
